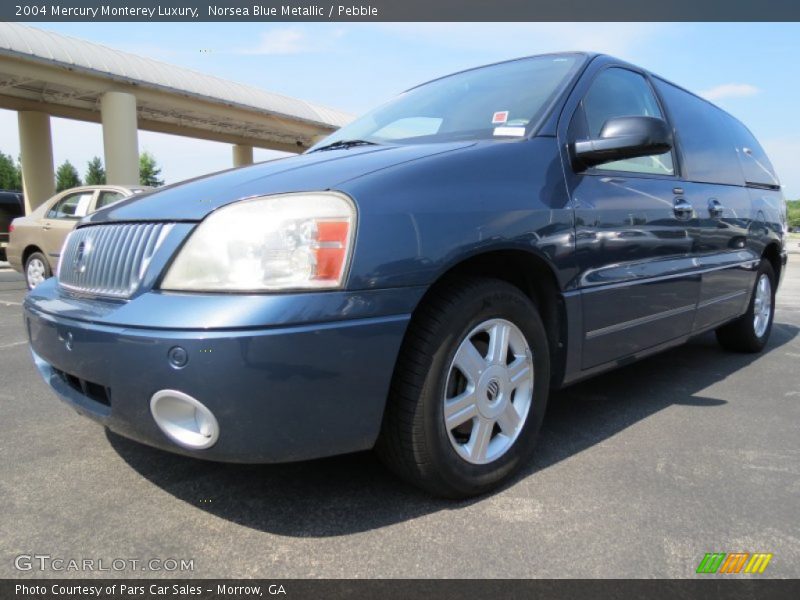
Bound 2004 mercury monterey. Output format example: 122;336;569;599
25;53;787;497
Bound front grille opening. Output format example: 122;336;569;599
53;368;111;407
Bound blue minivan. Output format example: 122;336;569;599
24;53;787;497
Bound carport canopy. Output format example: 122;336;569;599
0;23;353;212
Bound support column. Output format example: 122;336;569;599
18;111;55;214
101;92;139;185
232;144;254;167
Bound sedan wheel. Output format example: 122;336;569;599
25;253;51;290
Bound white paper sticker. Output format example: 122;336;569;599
493;126;526;137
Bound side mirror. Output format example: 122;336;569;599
572;116;673;169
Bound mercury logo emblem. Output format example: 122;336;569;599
486;379;501;402
74;240;90;274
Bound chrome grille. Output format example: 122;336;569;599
58;223;173;298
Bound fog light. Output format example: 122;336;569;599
150;390;219;450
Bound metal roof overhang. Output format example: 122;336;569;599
0;23;353;153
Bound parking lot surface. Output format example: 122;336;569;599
1;259;798;578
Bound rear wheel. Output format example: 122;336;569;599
376;278;550;498
25;251;51;290
715;259;776;353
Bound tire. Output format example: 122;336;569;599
376;277;550;498
715;259;776;353
25;251;52;290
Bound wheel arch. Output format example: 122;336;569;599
22;244;45;265
762;242;782;283
411;248;568;388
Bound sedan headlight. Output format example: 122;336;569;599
161;192;356;291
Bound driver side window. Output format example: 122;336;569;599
576;68;674;176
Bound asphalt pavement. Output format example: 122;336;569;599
0;258;798;578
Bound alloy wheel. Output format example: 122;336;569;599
443;318;534;465
753;273;772;338
27;258;47;288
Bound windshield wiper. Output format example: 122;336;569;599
309;139;379;152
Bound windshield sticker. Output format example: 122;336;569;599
492;111;509;124
493;126;526;137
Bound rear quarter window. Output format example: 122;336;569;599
726;118;780;188
654;79;744;186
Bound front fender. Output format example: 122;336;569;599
340;138;575;292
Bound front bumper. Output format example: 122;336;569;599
25;283;421;463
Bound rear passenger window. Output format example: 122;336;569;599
654;79;744;186
727;119;780;188
578;68;674;176
47;192;93;219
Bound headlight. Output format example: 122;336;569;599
161;192;356;291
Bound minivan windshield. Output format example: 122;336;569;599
310;54;582;149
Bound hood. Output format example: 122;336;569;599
85;142;474;223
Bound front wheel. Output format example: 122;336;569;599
376;278;550;498
715;259;776;353
25;251;52;290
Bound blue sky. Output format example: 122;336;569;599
1;22;798;196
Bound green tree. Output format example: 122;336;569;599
0;151;22;190
139;151;164;187
787;199;800;229
55;160;82;192
84;156;106;185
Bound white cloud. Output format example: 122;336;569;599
700;83;760;101
237;28;314;55
234;26;350;56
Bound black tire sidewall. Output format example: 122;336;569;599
419;282;550;495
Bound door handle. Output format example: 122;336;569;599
708;198;725;218
42;223;51;231
673;198;693;220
